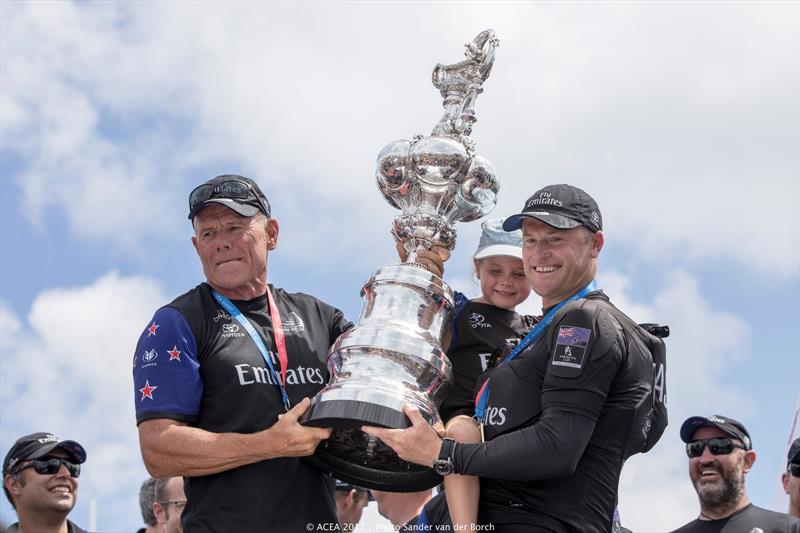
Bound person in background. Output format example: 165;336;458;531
334;480;369;530
2;432;88;533
153;477;185;533
137;477;159;533
782;438;800;519
370;488;434;529
671;414;799;532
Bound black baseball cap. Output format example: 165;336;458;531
680;415;752;450
788;438;800;467
3;432;87;474
334;478;374;500
188;174;271;220
503;184;602;233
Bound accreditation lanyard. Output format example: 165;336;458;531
212;286;291;411
473;280;598;425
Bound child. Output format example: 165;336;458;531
439;218;534;528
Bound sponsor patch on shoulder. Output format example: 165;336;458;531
552;326;592;369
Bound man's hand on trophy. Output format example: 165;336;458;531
362;404;443;468
395;240;451;278
261;398;332;459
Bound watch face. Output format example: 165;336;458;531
434;460;454;476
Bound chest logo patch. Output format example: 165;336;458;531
283;311;306;333
469;312;492;329
552;326;591;369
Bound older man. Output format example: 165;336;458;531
136;477;158;533
153;477;186;533
365;184;668;532
672;415;799;532
2;432;88;533
133;174;352;532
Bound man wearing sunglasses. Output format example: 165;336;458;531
783;438;800;518
2;432;88;533
153;476;186;533
672;415;799;532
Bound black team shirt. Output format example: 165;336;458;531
439;292;532;423
132;283;352;533
670;504;799;533
452;291;659;532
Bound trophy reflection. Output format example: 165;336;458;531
302;30;500;491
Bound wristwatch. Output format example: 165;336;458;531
433;437;456;476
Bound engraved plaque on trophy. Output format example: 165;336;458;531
301;30;500;491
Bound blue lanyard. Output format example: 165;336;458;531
212;289;291;411
474;280;598;422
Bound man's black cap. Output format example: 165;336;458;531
788;438;800;467
680;415;752;450
503;184;602;233
188;174;271;220
3;432;87;474
334;478;374;500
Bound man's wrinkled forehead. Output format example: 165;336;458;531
192;203;253;227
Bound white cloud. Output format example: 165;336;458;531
603;269;753;530
0;272;167;528
1;2;797;274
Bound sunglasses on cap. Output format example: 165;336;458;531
188;179;270;217
686;437;746;459
790;462;800;477
16;456;81;478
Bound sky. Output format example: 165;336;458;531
0;1;798;531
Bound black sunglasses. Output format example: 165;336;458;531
686;437;746;458
18;456;81;478
189;179;270;217
790;462;800;477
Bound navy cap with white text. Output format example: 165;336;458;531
3;432;87;474
679;415;752;450
503;184;602;233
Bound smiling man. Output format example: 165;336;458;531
672;415;799;532
2;432;88;533
132;174;352;532
365;184;668;532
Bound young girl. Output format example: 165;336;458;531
439;218;534;528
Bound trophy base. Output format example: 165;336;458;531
302;399;442;492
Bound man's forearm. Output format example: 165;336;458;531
453;410;595;480
139;420;271;477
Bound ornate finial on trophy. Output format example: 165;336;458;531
301;31;502;492
376;30;501;263
432;29;499;141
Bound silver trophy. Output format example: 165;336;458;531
302;30;500;491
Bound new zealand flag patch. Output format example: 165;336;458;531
552;326;592;369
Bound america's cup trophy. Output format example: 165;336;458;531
302;30;500;491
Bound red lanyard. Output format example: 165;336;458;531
266;285;288;393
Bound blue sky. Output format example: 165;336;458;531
1;2;798;531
